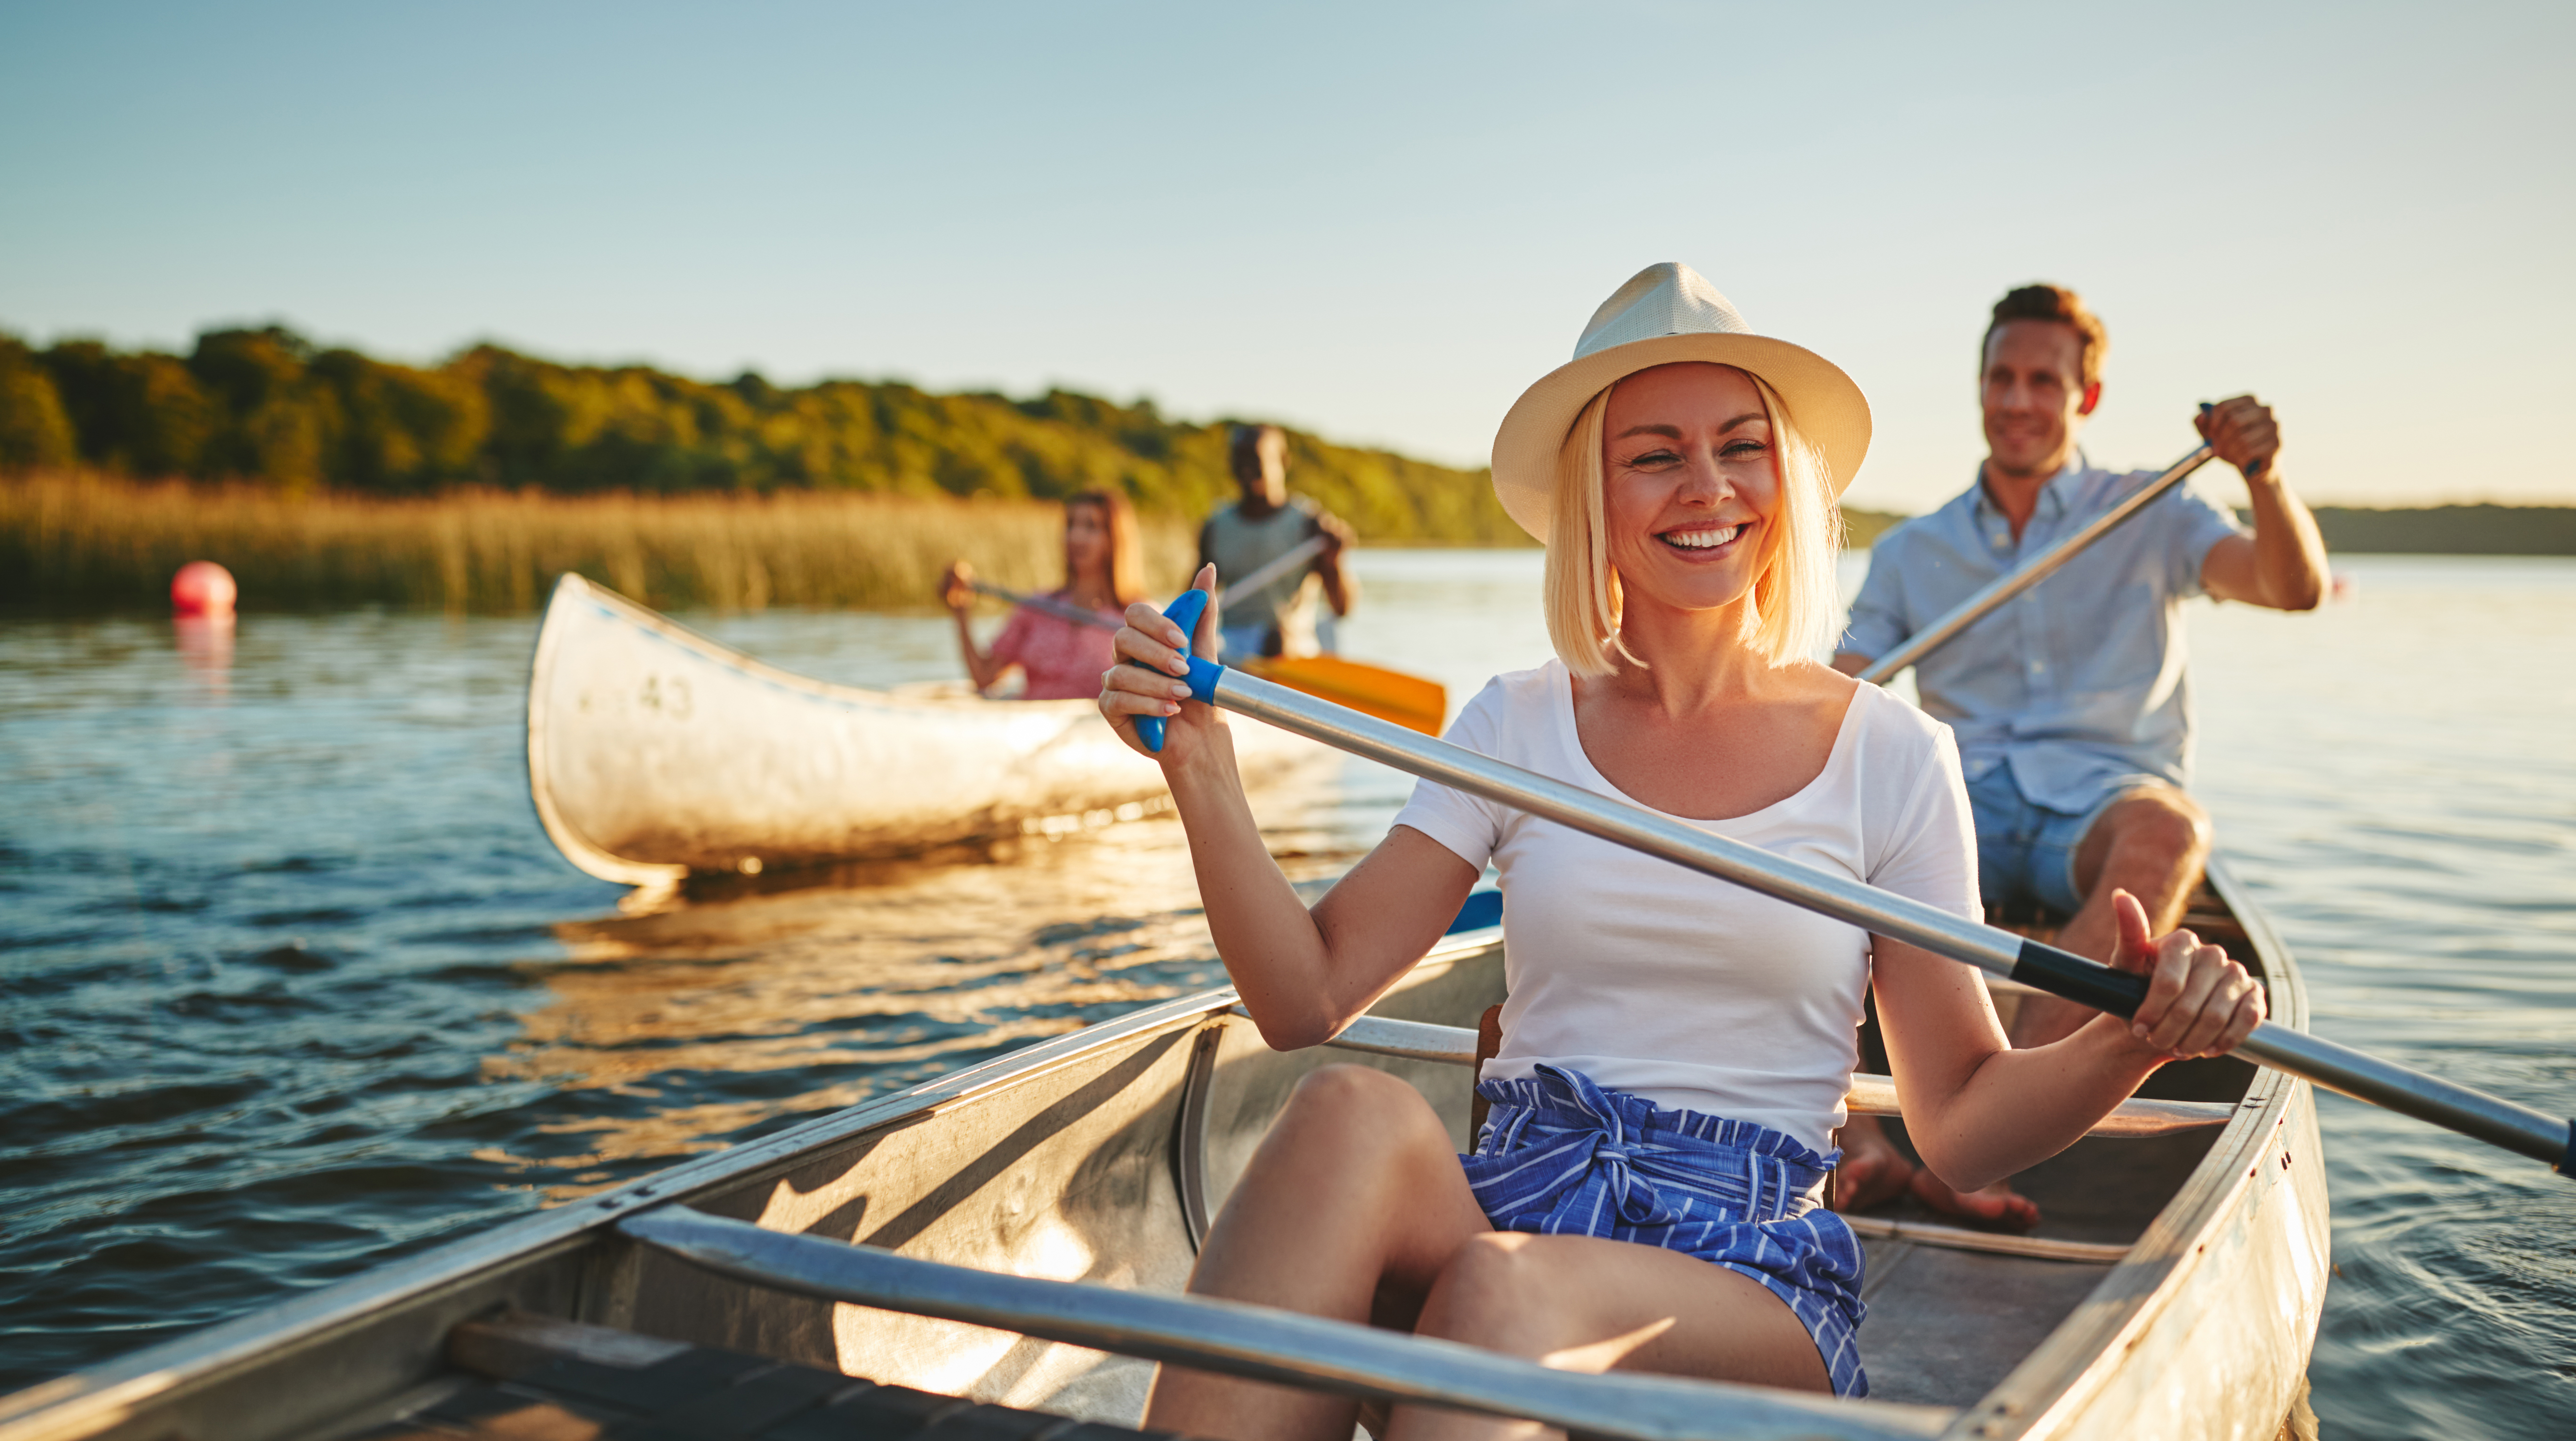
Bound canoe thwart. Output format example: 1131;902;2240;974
1835;1216;2133;1265
449;1309;691;1375
1298;1012;2236;1137
616;1205;1955;1441
1839;1074;2237;1137
424;1309;1164;1441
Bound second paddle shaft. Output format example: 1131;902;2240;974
969;582;1118;631
1146;635;2574;1172
1858;440;2217;685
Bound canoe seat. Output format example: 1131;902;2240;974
347;1310;1179;1441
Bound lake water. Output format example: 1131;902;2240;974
3;551;2571;1435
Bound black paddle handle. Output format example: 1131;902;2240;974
2011;938;2153;1019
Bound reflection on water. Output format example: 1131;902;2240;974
2;552;2572;1435
496;818;1367;1194
172;616;234;693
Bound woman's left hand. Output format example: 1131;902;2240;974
2109;889;2266;1059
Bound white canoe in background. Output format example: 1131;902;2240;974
527;574;1329;885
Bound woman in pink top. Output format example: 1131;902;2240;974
941;489;1144;700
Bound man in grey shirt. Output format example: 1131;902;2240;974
1830;284;2329;1223
1202;424;1357;659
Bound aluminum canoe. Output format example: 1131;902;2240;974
0;861;2324;1441
526;574;1331;885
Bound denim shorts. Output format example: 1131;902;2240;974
1966;764;2108;917
1461;1065;1869;1397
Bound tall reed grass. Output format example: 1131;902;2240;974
1;471;1199;613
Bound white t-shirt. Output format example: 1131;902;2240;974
1392;661;1980;1153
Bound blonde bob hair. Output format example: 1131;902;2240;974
1543;367;1846;675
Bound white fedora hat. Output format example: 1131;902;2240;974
1489;263;1871;542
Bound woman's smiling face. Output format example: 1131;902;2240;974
1600;362;1780;614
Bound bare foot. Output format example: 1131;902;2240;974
1907;1167;2043;1233
1830;1114;1915;1212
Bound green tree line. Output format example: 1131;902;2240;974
0;325;1530;544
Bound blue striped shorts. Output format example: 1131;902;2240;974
1460;1065;1869;1397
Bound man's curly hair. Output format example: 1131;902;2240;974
1984;284;2108;389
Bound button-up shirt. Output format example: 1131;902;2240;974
1839;457;2245;815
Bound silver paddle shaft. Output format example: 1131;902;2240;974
1203;665;2576;1171
2231;1025;2568;1162
1857;444;2216;685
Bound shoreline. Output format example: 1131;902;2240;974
7;471;2570;616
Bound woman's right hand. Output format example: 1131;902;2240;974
1101;565;1224;766
938;560;975;613
2108;891;2266;1061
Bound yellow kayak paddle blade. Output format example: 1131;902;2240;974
1239;655;1447;736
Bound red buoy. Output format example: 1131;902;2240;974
171;560;238;618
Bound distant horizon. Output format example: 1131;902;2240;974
4;3;2568;512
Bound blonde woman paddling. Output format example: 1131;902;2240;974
1099;264;2262;1437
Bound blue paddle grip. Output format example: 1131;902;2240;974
1134;589;1223;753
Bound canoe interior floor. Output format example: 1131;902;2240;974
1846;884;2264;1408
1852;1129;2229;1408
1857;1240;2106;1408
333;1312;1183;1441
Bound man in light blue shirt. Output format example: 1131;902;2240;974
1830;284;2328;1223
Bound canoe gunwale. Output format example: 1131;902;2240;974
1943;855;2324;1440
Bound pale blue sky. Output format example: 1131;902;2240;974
3;1;2568;512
